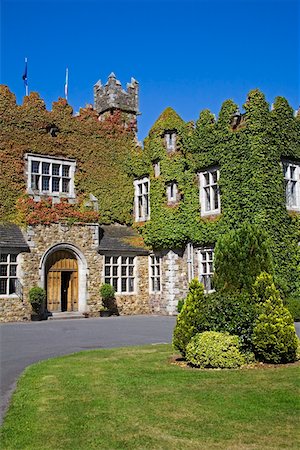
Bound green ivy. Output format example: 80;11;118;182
129;90;300;297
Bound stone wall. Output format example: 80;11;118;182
149;249;189;315
0;296;31;322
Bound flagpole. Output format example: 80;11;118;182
65;67;68;102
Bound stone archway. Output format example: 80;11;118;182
39;243;88;313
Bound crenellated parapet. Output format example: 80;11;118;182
94;73;139;116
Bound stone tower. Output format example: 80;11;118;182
94;73;139;132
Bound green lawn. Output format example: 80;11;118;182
1;345;300;449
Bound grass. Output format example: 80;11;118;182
1;344;300;449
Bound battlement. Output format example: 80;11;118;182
94;73;139;116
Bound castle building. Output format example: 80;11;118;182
0;75;299;322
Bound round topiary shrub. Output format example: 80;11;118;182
186;331;246;369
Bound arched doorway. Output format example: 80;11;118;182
45;250;78;312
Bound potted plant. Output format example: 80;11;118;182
29;286;46;321
99;284;116;317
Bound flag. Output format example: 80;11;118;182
22;57;28;96
22;58;28;86
65;67;68;101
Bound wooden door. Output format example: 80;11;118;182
47;271;62;311
46;250;78;312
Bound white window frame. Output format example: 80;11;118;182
26;153;76;198
134;177;150;222
149;254;161;293
167;182;178;204
165;132;176;152
282;160;300;211
199;166;220;216
198;247;214;293
0;252;18;297
104;255;136;294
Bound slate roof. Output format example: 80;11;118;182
98;224;150;255
0;223;29;251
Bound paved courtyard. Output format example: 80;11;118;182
0;315;176;423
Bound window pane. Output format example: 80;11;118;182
112;257;118;264
0;254;8;262
0;279;7;295
129;257;134;265
0;265;7;276
31;161;40;173
112;266;118;276
128;278;134;292
121;278;127;292
62;165;70;177
52;177;60;192
9;265;17;277
128;266;133;276
62;178;70;193
121;266;127;276
112;278;118;291
52;164;60;175
31;174;40;190
212;171;218;183
121;256;127;265
9;278;16;294
105;266;110;276
10;254;17;262
104;277;111;285
42;176;50;191
42;162;50;174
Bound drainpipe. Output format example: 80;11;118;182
187;243;194;283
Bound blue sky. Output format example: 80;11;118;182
1;0;299;141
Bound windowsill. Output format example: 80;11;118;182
135;217;150;222
0;294;19;299
115;292;136;296
28;190;76;199
287;206;300;213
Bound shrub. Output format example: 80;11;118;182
186;331;246;369
29;287;46;315
252;278;298;363
173;279;206;357
285;296;300;322
213;222;273;292
296;338;300;362
100;283;118;313
100;283;115;300
204;290;256;350
176;298;185;313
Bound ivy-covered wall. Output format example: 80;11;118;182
1;85;299;296
129;90;300;297
0;85;137;225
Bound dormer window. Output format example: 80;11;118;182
164;131;176;153
26;154;76;198
134;177;150;221
167;182;178;204
283;160;300;211
199;167;220;216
